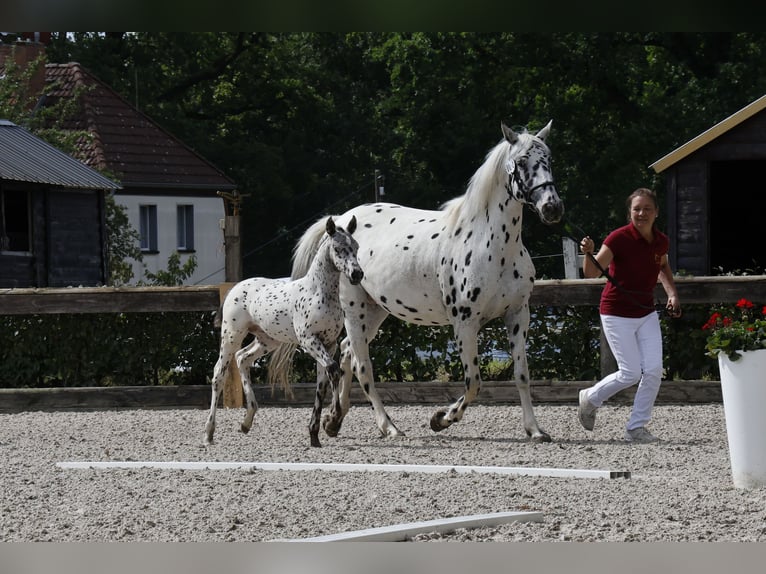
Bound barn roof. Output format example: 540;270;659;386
650;94;766;173
0;120;120;189
44;63;237;191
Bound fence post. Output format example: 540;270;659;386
217;191;247;409
562;237;583;279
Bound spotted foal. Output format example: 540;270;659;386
204;216;361;447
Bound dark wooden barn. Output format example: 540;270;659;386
0;120;120;288
651;94;766;276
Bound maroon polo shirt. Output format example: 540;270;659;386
599;223;669;318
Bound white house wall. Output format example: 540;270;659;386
117;194;226;286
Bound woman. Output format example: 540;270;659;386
578;188;682;443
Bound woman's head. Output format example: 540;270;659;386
626;187;658;231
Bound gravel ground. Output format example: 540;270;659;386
1;401;765;542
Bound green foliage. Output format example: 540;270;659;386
5;33;764;387
0;300;723;388
42;32;766;278
141;251;198;287
0;311;218;387
105;196;143;286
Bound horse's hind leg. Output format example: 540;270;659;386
205;330;244;444
204;353;229;444
235;334;271;435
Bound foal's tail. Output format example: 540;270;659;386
266;215;336;392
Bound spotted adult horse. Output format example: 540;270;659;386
205;216;362;448
270;121;564;442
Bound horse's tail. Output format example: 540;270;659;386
266;215;335;395
266;342;297;398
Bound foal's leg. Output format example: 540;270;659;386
430;320;482;431
322;337;352;437
234;334;272;435
205;326;246;444
299;337;339;447
504;303;550;442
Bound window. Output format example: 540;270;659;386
139;204;158;252
177;204;194;251
0;189;31;252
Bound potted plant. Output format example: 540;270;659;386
703;298;766;488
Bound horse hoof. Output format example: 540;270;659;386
430;410;448;432
530;430;552;443
310;435;322;448
323;418;342;437
240;424;251;434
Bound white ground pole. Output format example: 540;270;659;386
56;460;631;479
278;510;544;542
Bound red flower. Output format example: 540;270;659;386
736;298;754;309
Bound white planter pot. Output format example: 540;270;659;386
718;348;766;488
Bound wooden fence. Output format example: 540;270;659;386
2;276;766;411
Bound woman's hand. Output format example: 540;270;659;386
580;237;595;254
666;295;682;318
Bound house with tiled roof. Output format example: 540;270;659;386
42;61;238;286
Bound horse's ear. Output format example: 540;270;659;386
536;120;553;141
347;215;357;235
326;217;336;236
501;122;518;145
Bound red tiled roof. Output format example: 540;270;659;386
44;63;236;191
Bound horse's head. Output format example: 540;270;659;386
502;121;564;225
326;215;364;285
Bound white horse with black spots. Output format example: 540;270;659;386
269;121;564;442
204;216;362;447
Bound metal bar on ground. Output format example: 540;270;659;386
56;460;630;479
278;510;543;542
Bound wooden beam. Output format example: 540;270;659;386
1;276;765;316
0;285;220;315
56;460;630;479
0;380;723;412
285;511;545;542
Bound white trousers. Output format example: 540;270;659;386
584;312;663;431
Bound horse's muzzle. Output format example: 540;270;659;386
350;270;364;285
540;200;564;225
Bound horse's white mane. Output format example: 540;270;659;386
441;128;536;227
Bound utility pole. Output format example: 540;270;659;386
374;169;385;202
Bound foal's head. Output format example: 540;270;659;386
326;215;363;285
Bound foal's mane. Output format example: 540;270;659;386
442;128;536;228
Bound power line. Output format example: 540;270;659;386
193;178;372;285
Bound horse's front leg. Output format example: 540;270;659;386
430;320;482;431
339;305;403;439
504;303;550;442
323;337;352;437
300;338;342;447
